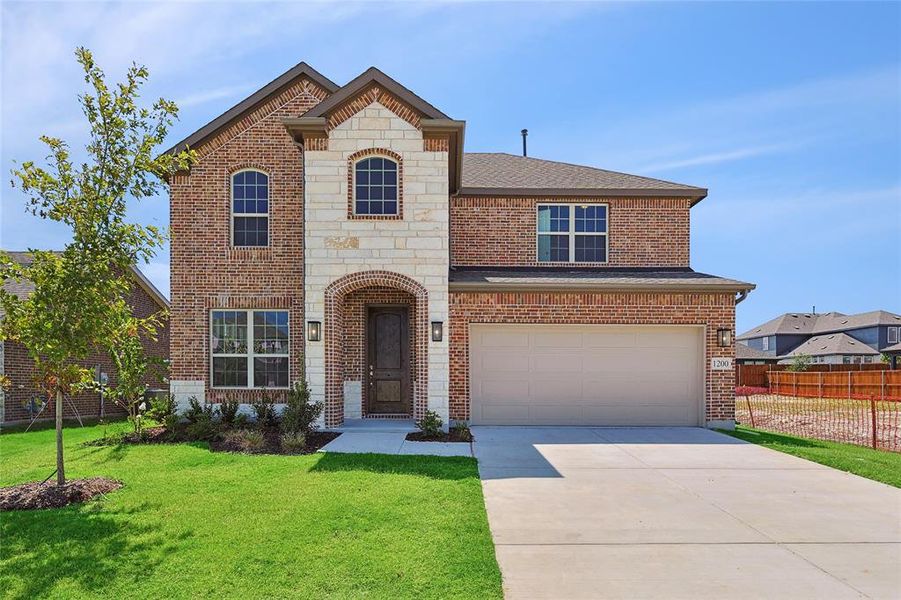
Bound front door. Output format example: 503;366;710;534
367;306;411;415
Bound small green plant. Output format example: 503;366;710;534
251;397;278;427
788;353;812;372
233;413;250;429
281;380;322;437
184;396;216;423
219;398;240;426
450;421;473;442
223;428;266;453
146;394;178;434
280;432;307;454
185;418;219;442
416;410;443;437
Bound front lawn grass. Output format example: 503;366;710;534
0;422;502;599
722;425;901;488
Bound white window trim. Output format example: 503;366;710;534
762;336;770;351
210;309;289;389
888;326;899;344
352;155;400;216
231;168;270;248
536;203;609;264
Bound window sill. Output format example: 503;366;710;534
535;261;610;267
347;213;404;221
227;246;273;260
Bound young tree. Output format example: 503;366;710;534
103;301;168;437
0;47;192;485
787;353;812;372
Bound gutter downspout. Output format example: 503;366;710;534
735;289;749;304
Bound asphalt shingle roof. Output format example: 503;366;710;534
735;344;778;361
787;333;881;357
738;310;901;340
448;268;754;291
460;153;706;199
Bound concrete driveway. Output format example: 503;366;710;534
473;426;901;600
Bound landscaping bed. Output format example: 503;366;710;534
0;477;122;511
406;428;473;443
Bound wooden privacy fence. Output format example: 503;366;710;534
736;370;901;452
736;363;887;388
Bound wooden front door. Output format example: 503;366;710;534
367;306;411;415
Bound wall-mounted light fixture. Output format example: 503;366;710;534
431;321;444;342
307;321;322;342
717;328;732;347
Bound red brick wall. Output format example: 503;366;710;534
448;290;736;424
450;196;690;267
3;280;170;423
169;77;329;399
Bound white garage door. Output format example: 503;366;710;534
470;324;703;426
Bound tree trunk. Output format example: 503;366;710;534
56;389;65;485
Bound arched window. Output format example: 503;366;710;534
354;157;398;215
231;170;269;246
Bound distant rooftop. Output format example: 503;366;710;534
786;332;882;358
738;310;901;340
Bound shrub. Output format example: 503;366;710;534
224;428;266;453
280;432;307;454
219;398;240;426
281;380;322;436
185;418;219;442
451;421;473;442
146;394;176;423
788;353;812;372
416;410;443;437
233;413;250;429
251;397;278;427
735;386;770;396
184;396;216;424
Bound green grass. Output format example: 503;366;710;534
722;425;901;488
0;422;502;599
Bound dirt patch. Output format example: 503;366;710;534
0;477;122;511
406;429;473;443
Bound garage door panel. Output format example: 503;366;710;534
530;354;584;373
582;330;638;348
471;324;702;426
533;331;584;348
480;353;530;373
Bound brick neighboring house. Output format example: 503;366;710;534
0;252;170;424
165;62;754;429
737;310;901;365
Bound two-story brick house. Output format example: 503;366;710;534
166;62;754;429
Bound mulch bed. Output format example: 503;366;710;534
406;430;473;443
210;429;341;455
0;477;122;511
85;424;341;456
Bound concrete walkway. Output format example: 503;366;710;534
474;426;901;600
319;419;472;457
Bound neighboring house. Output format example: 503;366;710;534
165;62;754;429
0;251;170;424
735;343;780;365
737;310;901;364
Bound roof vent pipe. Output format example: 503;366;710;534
521;129;528;157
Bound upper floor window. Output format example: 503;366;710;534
232;170;269;247
211;309;289;388
762;336;770;351
537;204;608;263
889;326;899;344
354;157;398;215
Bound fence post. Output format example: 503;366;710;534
819;371;823;398
848;371;851;400
746;395;756;428
870;397;877;449
794;372;798;397
881;370;885;401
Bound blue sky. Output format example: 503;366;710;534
1;1;899;333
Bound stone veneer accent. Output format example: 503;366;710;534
303;101;450;427
448;290;736;427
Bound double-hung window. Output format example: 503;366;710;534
211;310;289;388
889;327;899;344
232;170;269;246
537;204;608;263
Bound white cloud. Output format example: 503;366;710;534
636;141;810;173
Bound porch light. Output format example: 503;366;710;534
307;321;322;342
431;321;444;342
717;328;732;347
